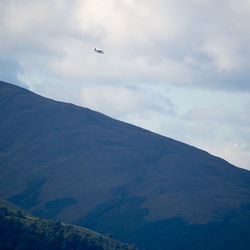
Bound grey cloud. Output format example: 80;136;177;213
183;104;250;128
0;0;250;92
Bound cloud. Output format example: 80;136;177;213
29;81;175;119
179;103;250;169
80;84;148;116
1;0;250;90
184;104;250;128
0;59;23;86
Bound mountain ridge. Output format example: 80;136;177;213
0;80;250;249
0;80;224;158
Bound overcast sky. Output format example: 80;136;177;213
1;0;250;170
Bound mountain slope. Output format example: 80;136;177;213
0;199;137;250
0;81;250;249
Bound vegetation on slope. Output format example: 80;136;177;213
0;200;136;250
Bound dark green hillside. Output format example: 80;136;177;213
0;199;28;215
0;81;250;249
0;200;136;250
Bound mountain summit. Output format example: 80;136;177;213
0;81;250;249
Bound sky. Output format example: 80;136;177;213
0;0;250;170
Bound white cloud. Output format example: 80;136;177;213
2;0;250;89
80;84;147;116
80;83;175;118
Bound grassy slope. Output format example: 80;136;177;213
0;81;250;249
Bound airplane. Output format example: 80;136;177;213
94;48;104;54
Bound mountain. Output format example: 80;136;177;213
0;80;250;249
0;199;136;250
